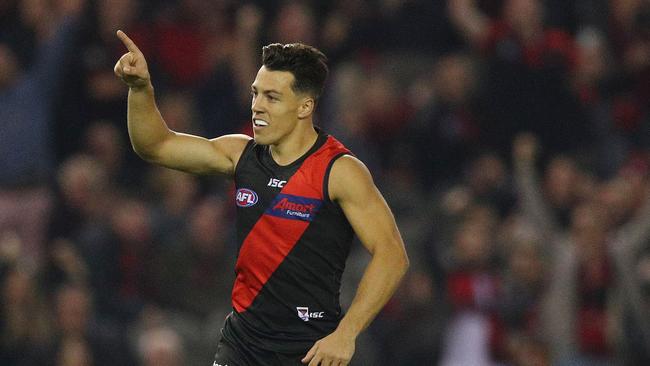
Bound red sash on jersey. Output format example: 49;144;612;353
232;137;349;313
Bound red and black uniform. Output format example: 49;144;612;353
215;130;353;365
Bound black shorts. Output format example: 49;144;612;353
212;335;305;366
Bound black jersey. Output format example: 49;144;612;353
223;130;354;354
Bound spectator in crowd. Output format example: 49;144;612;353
137;325;185;366
51;283;134;366
0;0;84;268
0;264;51;365
448;0;591;155
514;132;650;364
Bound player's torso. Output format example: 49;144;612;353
228;130;354;353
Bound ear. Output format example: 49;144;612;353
297;97;315;119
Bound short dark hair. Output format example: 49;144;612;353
262;43;328;100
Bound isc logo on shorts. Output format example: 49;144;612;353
297;307;324;322
235;188;258;207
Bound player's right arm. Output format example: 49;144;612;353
113;30;251;176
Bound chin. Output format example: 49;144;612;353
252;134;273;146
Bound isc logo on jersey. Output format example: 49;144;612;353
235;188;258;207
267;178;287;188
296;307;324;322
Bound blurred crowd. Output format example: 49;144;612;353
1;0;649;365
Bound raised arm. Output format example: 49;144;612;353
448;0;490;47
302;156;409;366
113;30;250;175
614;184;650;255
512;133;559;240
611;183;650;356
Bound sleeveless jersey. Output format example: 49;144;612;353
223;130;354;354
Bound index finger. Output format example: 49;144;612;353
116;30;141;54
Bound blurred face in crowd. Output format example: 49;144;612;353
85;122;125;173
509;241;544;287
111;198;151;245
2;269;32;307
272;1;315;44
434;54;476;105
503;0;543;35
97;0;139;37
454;219;492;267
598;177;637;226
544;156;578;207
188;198;228;257
139;328;184;366
571;203;609;259
0;44;20;89
152;168;198;215
58;155;108;214
56;286;91;336
467;154;506;195
576;28;609;85
251;66;312;146
57;339;94;366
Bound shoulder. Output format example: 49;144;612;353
211;133;253;148
212;133;253;155
328;155;375;202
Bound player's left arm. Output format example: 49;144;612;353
302;155;409;366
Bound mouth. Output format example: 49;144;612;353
253;119;269;128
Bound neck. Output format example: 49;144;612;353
270;121;318;166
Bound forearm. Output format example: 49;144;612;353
615;191;650;255
336;248;408;339
514;160;557;237
127;84;173;161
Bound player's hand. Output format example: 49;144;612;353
114;30;151;90
301;330;355;366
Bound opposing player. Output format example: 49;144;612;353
114;30;409;366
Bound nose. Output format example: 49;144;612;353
251;94;264;114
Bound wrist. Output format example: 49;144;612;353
129;81;154;93
334;321;361;341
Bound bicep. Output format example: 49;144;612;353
153;133;251;175
330;157;404;255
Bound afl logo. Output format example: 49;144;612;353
236;188;258;207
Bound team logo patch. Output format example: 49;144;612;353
297;307;310;321
235;188;258;207
296;306;325;321
266;194;323;222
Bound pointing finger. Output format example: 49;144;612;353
302;344;317;364
116;30;142;54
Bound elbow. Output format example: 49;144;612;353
391;243;410;278
399;249;410;276
132;144;158;163
130;137;167;164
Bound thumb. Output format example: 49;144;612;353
301;343;318;364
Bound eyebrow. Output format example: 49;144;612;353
251;85;283;96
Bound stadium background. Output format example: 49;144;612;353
1;0;649;365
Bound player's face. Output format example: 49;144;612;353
250;66;307;146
